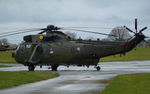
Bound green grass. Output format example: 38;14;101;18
0;51;16;63
0;65;11;67
101;47;150;62
101;73;150;94
0;71;59;89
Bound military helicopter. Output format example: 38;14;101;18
10;19;148;71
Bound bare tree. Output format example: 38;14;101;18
9;44;18;50
65;31;77;39
107;26;131;41
146;39;150;46
1;38;10;45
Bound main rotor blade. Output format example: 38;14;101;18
139;27;147;33
0;28;42;35
61;28;116;37
0;29;42;38
38;30;46;34
135;18;137;33
124;26;136;34
60;26;113;29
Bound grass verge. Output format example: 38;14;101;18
101;47;150;62
0;71;59;89
101;73;150;94
0;65;11;67
0;51;16;63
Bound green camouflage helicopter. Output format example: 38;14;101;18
10;19;148;71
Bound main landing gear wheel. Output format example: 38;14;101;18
96;66;101;71
28;65;35;71
51;65;59;71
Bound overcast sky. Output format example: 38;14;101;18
0;0;150;44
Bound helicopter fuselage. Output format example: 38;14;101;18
14;34;143;67
10;19;148;71
12;25;146;71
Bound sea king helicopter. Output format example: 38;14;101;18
7;19;148;71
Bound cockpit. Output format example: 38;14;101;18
42;35;61;41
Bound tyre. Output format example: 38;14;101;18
28;65;35;71
96;66;101;71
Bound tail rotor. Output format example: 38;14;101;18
124;18;147;34
124;18;149;44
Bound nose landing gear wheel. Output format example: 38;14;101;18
51;65;59;71
28;65;35;71
96;66;101;71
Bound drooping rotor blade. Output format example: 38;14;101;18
139;27;147;33
0;28;42;35
0;29;24;35
124;26;136;34
61;28;116;37
0;29;42;38
38;30;46;34
60;26;113;29
135;18;137;33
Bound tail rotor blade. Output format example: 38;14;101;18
135;18;137;33
124;26;135;34
139;27;147;33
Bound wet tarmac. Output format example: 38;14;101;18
0;61;150;94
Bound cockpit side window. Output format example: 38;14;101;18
42;35;60;41
17;44;25;51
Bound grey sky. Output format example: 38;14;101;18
0;0;150;44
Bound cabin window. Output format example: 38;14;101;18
17;44;25;51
